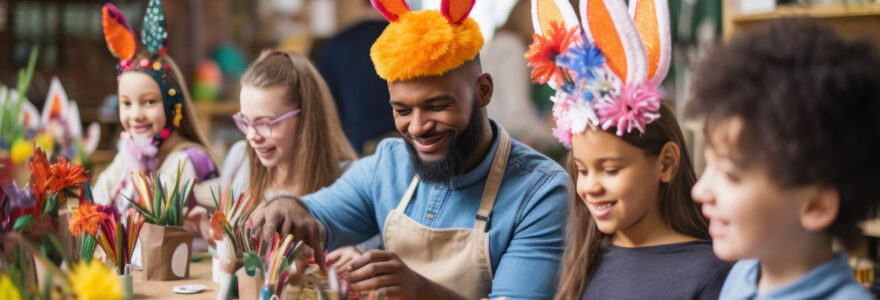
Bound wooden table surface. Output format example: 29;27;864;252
132;252;218;299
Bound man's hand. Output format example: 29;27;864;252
345;250;466;300
249;197;327;269
345;250;425;299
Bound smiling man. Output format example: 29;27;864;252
250;1;569;299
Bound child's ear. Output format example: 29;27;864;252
658;141;680;183
800;187;840;232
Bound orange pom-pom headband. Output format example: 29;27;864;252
370;0;484;82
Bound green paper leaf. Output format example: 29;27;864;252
42;194;58;216
81;234;97;264
243;251;264;277
13;215;33;231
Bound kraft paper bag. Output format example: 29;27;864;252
139;223;193;281
57;210;79;262
236;267;263;300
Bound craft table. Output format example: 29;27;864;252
132;252;217;299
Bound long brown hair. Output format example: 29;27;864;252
241;50;357;202
555;104;708;299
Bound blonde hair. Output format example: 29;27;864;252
241;50;357;201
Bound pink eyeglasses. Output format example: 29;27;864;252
232;109;301;137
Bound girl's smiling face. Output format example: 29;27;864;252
572;129;665;238
118;72;166;139
238;85;300;168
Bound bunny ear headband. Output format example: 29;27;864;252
103;0;183;140
369;0;484;83
527;0;671;147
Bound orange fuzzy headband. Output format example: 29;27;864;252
370;0;484;82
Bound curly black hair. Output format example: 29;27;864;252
688;18;880;249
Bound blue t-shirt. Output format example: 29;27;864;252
720;253;873;299
581;240;731;300
303;120;570;299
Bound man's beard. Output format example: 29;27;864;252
404;99;485;184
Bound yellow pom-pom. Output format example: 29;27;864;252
68;261;123;300
168;88;177;97
370;10;484;82
153;61;162;71
10;139;34;164
173;103;183;127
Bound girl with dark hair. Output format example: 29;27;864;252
524;0;729;298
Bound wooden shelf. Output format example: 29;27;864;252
193;101;239;136
194;101;240;116
731;2;880;22
723;1;880;41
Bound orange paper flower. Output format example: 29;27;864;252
28;147;51;215
70;202;104;237
525;21;579;85
48;157;90;194
210;211;227;241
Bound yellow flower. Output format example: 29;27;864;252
10;139;33;164
35;133;54;154
0;273;22;300
68;261;123;300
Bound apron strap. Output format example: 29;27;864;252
474;127;511;231
396;176;420;211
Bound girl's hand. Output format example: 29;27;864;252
185;206;215;248
327;245;364;274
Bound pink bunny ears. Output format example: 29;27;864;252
526;0;671;146
369;0;483;82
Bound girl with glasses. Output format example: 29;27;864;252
222;50;370;267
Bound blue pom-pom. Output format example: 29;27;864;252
556;41;605;82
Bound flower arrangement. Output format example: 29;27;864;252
210;184;255;257
4;146;89;267
126;164;191;227
0;48;100;168
0;47;38;152
125;163;195;281
251;233;306;300
69;195;144;275
209;184;255;300
0;232;123;300
525;0;672;144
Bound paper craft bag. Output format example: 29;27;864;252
57;210;79;262
140;223;193;280
236;267;263;300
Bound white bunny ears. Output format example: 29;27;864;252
525;0;671;145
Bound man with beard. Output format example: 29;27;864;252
250;1;569;299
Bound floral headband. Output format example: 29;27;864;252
526;0;671;147
102;0;183;141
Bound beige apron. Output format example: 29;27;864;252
383;128;511;299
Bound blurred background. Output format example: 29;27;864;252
0;0;731;167
3;0;880;287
